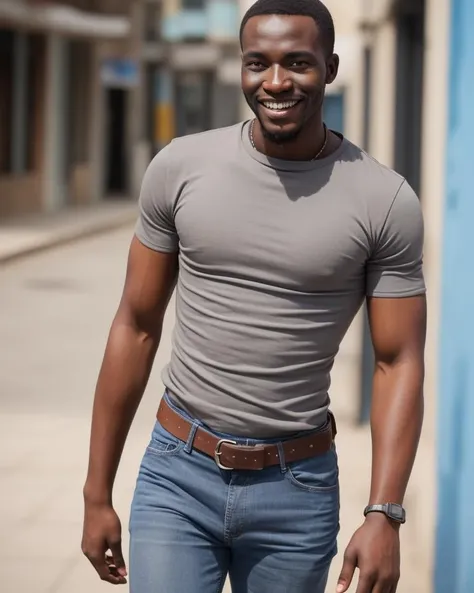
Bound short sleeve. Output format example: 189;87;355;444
134;143;179;253
366;180;426;297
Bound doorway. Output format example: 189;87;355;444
323;92;345;135
175;71;213;137
393;0;425;195
358;0;426;424
105;88;128;195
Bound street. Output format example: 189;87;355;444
0;227;432;593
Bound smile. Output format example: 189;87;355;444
261;100;300;110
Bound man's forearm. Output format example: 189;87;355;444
368;360;424;506
83;315;161;504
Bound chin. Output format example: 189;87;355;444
260;120;302;144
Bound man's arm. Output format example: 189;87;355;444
81;237;178;584
367;295;426;507
337;294;426;593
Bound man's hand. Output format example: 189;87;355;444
81;502;128;585
336;513;400;593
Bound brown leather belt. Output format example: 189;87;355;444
157;398;337;471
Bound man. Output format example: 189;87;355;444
81;0;426;591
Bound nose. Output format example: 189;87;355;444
261;65;293;94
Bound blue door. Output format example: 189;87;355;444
435;0;474;591
323;93;345;134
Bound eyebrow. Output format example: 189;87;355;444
242;50;315;61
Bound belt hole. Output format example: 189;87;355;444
310;444;313;448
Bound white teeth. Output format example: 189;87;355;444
263;100;298;110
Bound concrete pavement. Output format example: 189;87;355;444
0;225;434;593
0;199;138;264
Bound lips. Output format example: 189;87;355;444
257;98;303;119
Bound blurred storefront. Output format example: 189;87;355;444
141;0;241;159
0;0;137;219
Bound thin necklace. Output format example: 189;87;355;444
249;118;328;161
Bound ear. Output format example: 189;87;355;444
326;53;339;85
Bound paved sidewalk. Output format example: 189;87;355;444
0;199;138;264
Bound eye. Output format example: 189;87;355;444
289;60;309;69
246;61;266;71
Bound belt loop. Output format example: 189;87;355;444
276;442;287;473
329;411;337;439
184;421;199;454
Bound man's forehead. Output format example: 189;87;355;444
242;13;320;48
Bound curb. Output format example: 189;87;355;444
0;209;137;266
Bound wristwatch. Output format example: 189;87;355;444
363;503;406;524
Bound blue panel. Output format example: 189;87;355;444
162;9;207;41
323;93;345;134
207;0;239;39
436;0;474;591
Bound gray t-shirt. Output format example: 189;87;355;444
135;121;425;437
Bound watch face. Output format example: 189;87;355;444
388;504;405;522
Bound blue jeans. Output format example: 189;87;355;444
129;394;340;593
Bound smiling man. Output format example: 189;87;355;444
81;1;426;593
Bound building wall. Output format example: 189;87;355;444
0;1;133;219
435;0;474;590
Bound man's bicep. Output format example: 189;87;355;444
134;143;179;254
367;295;427;364
118;236;178;333
366;180;425;298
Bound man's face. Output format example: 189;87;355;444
241;14;338;144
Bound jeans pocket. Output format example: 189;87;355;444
145;420;185;457
286;445;339;493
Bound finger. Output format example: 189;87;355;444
104;553;128;584
371;580;389;593
373;568;401;593
109;540;128;577
88;554;125;584
372;579;397;593
354;573;377;593
337;551;357;592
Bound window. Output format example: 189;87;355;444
182;0;206;9
68;41;92;164
323;93;345;134
0;30;14;174
175;71;213;137
0;30;43;175
144;1;162;41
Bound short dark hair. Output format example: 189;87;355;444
240;0;335;57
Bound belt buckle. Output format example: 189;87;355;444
214;439;237;470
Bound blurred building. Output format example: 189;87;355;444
0;0;147;218
141;0;241;157
356;0;474;591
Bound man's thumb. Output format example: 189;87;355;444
336;550;356;592
110;541;127;576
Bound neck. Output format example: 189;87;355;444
252;115;327;161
